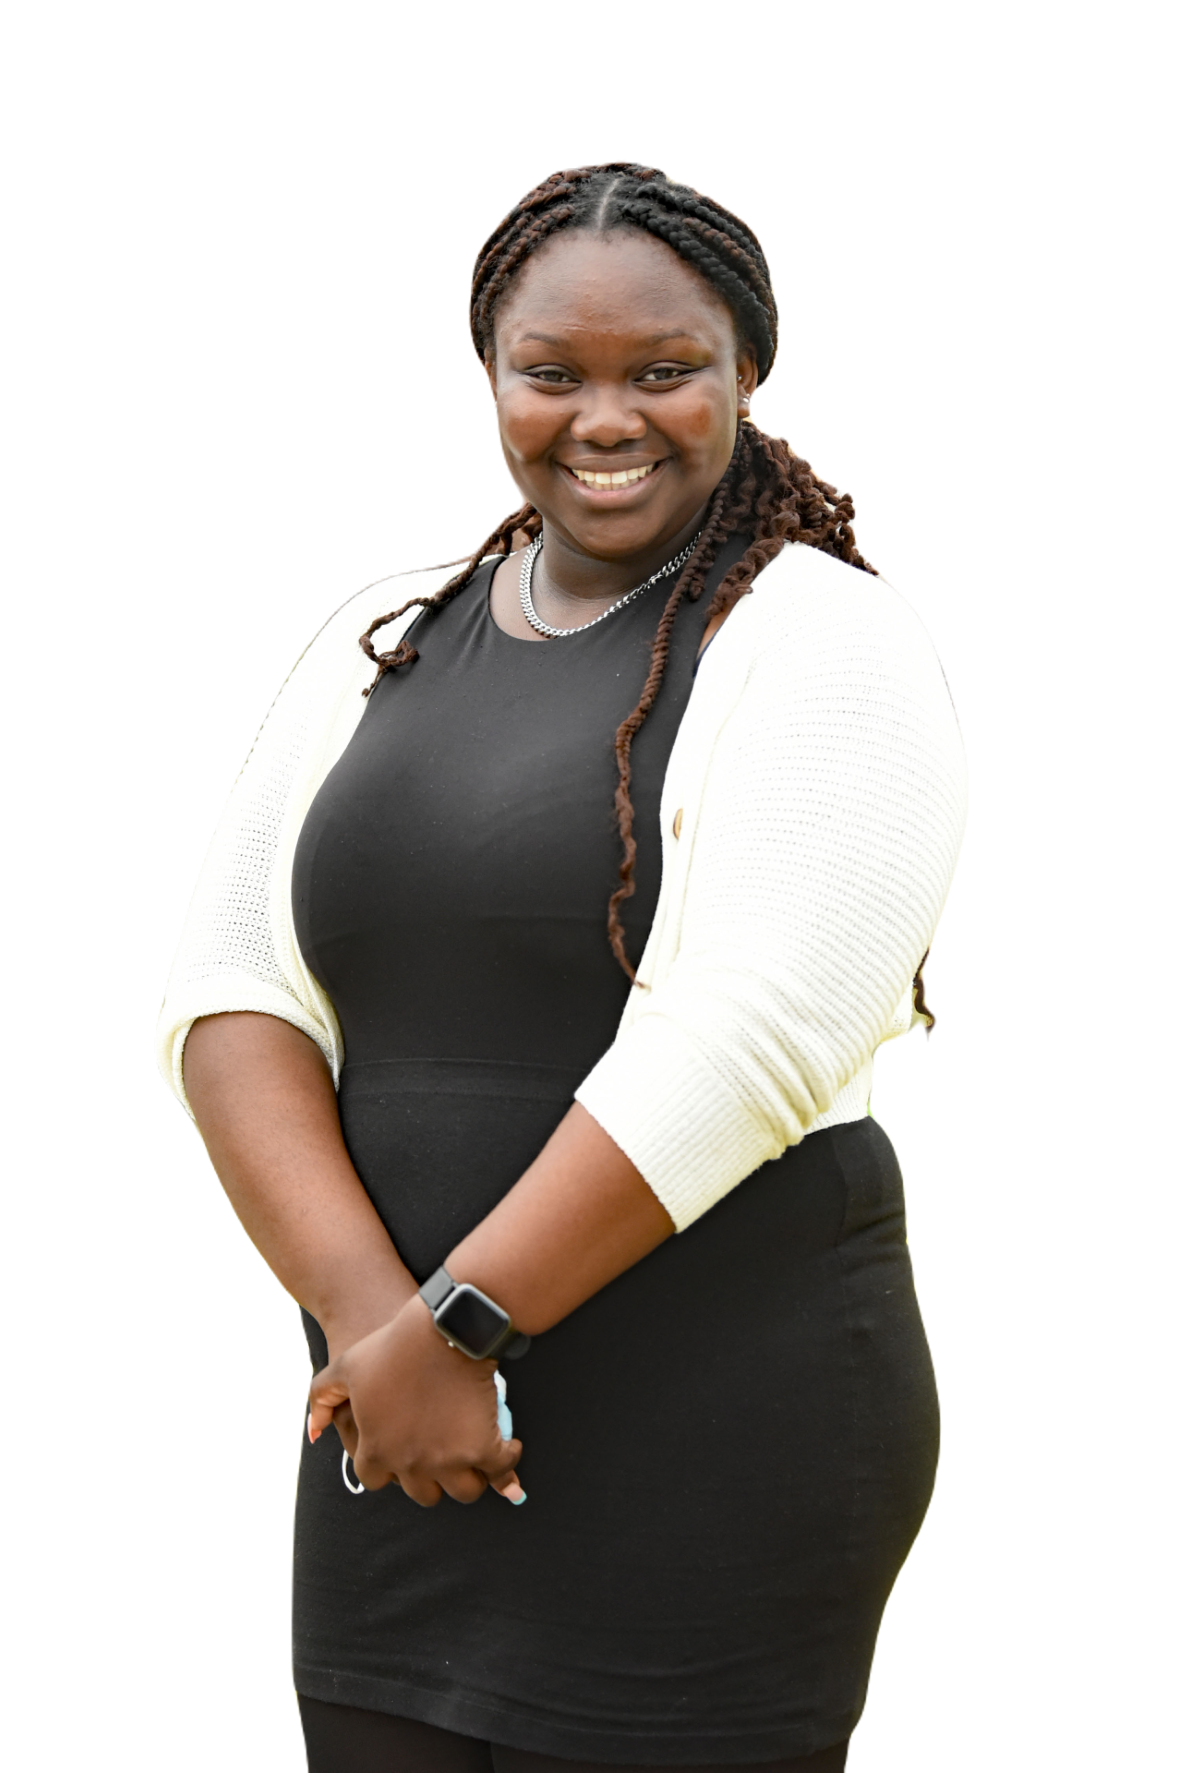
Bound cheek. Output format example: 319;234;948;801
668;387;736;454
497;389;562;463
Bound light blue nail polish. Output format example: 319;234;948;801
510;1491;527;1506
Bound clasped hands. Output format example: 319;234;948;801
307;1294;526;1508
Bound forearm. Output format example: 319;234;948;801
445;1103;674;1337
183;1012;417;1348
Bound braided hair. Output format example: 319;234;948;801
361;164;932;1020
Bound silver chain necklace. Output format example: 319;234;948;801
518;531;702;638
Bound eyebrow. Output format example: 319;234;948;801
517;330;699;349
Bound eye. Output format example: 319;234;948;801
638;365;692;384
525;367;578;385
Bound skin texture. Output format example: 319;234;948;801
187;229;758;1505
486;228;756;640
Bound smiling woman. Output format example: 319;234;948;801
360;173;875;986
160;164;967;1772
487;228;751;607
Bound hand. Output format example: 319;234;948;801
307;1297;525;1507
318;1285;419;1464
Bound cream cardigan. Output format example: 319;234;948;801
158;542;967;1231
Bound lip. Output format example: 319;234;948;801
557;458;669;499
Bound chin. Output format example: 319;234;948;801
571;528;668;561
552;504;681;556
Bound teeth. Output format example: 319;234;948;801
570;463;656;486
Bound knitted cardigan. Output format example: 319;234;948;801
157;542;967;1231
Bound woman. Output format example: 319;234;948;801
160;164;967;1772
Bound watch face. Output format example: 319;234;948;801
438;1285;508;1358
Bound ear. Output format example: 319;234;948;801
740;343;758;406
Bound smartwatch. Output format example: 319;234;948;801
419;1266;532;1362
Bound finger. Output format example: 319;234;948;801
439;1468;489;1506
479;1437;523;1481
332;1401;359;1459
307;1360;351;1441
479;1436;526;1504
352;1449;395;1492
396;1470;445;1508
488;1469;527;1506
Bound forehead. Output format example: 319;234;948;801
493;227;736;352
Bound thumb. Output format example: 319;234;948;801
307;1358;351;1443
489;1468;527;1506
483;1437;527;1506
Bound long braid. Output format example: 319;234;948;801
911;949;935;1031
360;502;541;694
605;426;877;978
606;459;737;977
364;163;933;1015
700;424;875;631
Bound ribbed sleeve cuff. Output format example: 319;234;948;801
574;1015;786;1231
157;976;340;1117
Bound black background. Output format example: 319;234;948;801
145;145;999;1765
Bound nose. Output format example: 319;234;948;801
568;383;647;448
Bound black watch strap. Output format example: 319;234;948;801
419;1266;460;1314
419;1266;531;1362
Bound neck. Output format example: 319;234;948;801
532;507;709;620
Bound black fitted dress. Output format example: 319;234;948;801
289;541;939;1767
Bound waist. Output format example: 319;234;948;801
339;1055;588;1102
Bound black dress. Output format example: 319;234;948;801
289;542;939;1766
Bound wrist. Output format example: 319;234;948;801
318;1277;419;1359
399;1293;469;1368
419;1264;531;1361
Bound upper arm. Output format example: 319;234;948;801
678;573;967;1065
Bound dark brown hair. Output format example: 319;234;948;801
361;164;933;1022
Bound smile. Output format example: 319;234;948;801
563;460;669;496
564;462;660;487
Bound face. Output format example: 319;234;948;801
487;229;757;566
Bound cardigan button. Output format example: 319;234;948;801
672;808;683;839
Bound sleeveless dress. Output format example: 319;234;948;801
289;540;939;1766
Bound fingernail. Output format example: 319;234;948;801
307;1413;320;1445
502;1483;526;1505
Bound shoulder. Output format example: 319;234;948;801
268;557;473;710
715;546;964;783
232;557;473;771
747;542;906;630
302;557;470;659
742;544;954;695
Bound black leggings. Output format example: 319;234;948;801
299;1698;849;1773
